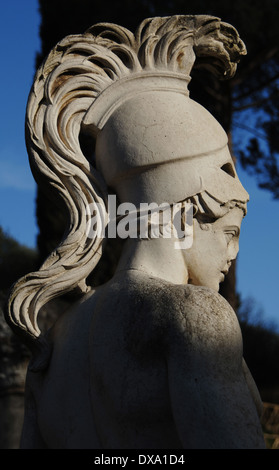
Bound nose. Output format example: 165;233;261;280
228;238;239;261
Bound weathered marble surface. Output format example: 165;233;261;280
6;15;265;448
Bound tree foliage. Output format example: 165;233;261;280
35;0;279;213
36;0;279;199
0;228;38;291
238;297;279;391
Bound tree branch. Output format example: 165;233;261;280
233;90;279;111
233;122;267;141
233;71;279;102
231;45;279;88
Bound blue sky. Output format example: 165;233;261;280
1;0;279;330
0;0;39;247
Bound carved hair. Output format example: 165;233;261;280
6;15;246;363
190;191;247;220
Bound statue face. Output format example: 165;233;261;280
183;207;244;291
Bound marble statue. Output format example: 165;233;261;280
6;15;266;448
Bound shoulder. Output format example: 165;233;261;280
156;283;243;375
123;274;242;358
110;271;238;324
89;273;243;365
122;272;238;323
163;283;241;339
110;271;241;340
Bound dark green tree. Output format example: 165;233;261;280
34;0;279;309
0;228;38;449
0;228;38;291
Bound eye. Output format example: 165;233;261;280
224;230;237;244
221;162;236;178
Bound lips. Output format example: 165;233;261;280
221;261;232;276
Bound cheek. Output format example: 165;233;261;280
218;234;232;265
185;231;223;280
214;231;229;257
199;232;228;280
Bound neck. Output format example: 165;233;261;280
115;236;188;285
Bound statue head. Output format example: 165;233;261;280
6;15;248;360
